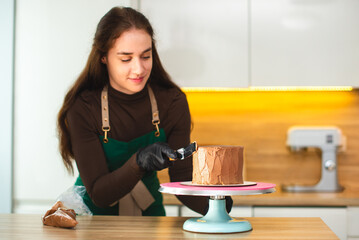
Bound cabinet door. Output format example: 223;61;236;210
251;0;359;87
348;207;359;238
180;205;253;217
254;206;347;240
140;0;249;88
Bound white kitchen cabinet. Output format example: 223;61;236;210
251;0;359;87
141;0;359;88
180;205;252;217
140;0;249;88
254;206;347;240
347;207;359;239
164;205;180;217
228;205;253;218
164;205;252;217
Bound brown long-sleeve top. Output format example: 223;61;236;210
66;83;209;215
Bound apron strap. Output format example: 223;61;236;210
101;85;110;143
101;85;157;215
101;85;161;141
148;86;161;137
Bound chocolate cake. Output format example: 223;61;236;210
192;146;244;185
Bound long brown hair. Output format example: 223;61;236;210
57;7;180;174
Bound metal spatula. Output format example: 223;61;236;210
169;141;198;161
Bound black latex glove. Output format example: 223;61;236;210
225;196;233;213
136;142;176;171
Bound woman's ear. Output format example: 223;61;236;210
101;56;107;64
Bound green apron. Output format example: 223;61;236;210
74;129;166;216
74;85;167;216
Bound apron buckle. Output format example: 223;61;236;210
152;120;160;137
102;126;111;143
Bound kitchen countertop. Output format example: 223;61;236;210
0;214;339;239
163;185;359;206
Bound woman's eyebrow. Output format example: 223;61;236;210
142;47;152;54
117;47;152;55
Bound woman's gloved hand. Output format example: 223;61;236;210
136;142;177;171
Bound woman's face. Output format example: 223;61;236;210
104;28;153;94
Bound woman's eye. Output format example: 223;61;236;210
121;58;131;62
142;56;151;60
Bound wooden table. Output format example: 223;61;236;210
0;214;339;239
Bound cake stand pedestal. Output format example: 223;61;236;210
159;182;276;234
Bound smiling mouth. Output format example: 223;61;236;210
130;77;144;83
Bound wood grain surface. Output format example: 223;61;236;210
0;214;339;239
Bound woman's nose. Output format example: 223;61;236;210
132;58;144;75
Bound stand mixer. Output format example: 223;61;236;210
283;126;344;192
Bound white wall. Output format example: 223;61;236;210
14;0;133;213
0;0;15;214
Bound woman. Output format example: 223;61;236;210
57;7;232;216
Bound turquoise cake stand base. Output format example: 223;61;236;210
159;181;276;234
183;198;252;233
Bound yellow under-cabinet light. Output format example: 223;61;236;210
181;86;353;92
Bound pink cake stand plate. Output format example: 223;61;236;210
159;181;276;234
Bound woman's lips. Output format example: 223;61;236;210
129;77;144;84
